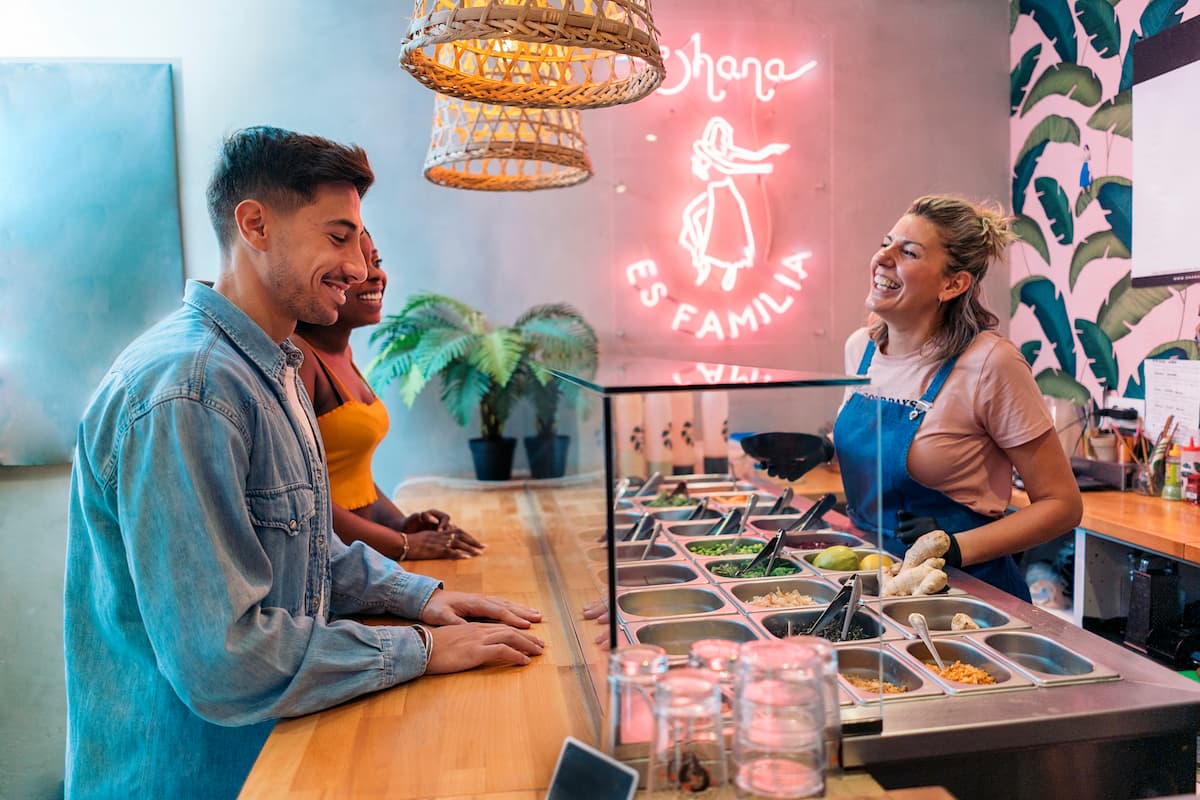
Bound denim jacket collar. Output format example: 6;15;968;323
183;280;303;377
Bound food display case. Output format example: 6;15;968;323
543;356;1200;800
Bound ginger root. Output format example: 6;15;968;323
950;612;980;631
901;530;950;572
881;558;946;597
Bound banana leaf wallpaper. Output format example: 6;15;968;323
1010;0;1200;407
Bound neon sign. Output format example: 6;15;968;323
659;33;818;103
619;32;822;341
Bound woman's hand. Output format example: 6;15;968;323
400;510;486;559
421;589;543;628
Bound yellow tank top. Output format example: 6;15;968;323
306;348;390;510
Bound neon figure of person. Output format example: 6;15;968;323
678;117;789;292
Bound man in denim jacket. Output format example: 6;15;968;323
65;127;545;799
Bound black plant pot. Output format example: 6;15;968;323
524;434;570;479
468;437;517;481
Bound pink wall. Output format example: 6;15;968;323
1010;0;1200;406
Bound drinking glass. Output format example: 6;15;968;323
647;667;729;796
605;644;669;757
688;638;741;707
733;640;825;799
786;634;842;774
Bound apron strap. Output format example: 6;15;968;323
855;337;963;419
855;339;876;375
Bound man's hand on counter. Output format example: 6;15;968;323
424;622;546;673
421;589;543;628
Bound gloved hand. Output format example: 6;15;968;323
896;511;962;569
895;510;939;543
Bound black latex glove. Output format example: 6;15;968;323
896;511;962;569
895;510;939;543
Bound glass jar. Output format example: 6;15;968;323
606;644;670;757
647;667;729;796
732;640;825;799
786;634;842;775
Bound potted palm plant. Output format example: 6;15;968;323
367;295;598;481
514;303;598;479
367;293;525;481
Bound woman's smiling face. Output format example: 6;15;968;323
337;230;387;329
866;214;957;326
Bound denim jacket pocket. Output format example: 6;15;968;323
246;484;317;536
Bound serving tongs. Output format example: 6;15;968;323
704;507;742;537
839;573;863;640
638;522;665;560
634;471;663;498
721;495;760;555
685;497;710;520
616;512;654;542
612;477;632;507
908;612;947;671
733;530;786;578
781;492;837;536
765;487;794;517
801;575;859;637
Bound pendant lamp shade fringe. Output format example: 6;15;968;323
400;0;665;109
423;93;592;190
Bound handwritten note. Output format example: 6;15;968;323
1144;359;1200;446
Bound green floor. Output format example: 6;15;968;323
1;464;70;800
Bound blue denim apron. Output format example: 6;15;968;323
833;340;1030;600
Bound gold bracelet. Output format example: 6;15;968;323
398;532;409;561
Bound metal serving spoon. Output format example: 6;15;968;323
908;612;947;671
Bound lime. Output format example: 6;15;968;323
812;545;860;571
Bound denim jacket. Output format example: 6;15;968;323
65;281;441;799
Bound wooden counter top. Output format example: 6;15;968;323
239;483;953;800
1012;486;1200;561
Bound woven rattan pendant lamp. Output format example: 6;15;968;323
423;91;592;190
399;0;665;110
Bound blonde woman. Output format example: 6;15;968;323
833;196;1082;599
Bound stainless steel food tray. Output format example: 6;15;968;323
615;586;736;623
605;562;705;589
699;554;810;583
836;645;947;704
720;577;840;614
893;636;1035;695
586;541;683;563
749;605;901;645
969;630;1121;687
625;614;761;659
681;536;768;560
879;596;1032;638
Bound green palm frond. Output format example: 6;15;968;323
398;365;428;407
469;327;526;386
414;327;479;379
439;361;491;428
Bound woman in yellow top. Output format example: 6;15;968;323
294;231;485;560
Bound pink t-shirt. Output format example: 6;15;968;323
844;328;1053;519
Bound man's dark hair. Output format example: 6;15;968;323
206;126;375;253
